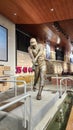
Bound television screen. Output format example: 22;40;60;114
55;46;64;61
45;43;50;59
70;51;73;63
0;25;8;61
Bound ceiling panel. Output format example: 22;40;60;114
59;20;73;41
0;0;73;24
0;0;73;51
16;19;73;51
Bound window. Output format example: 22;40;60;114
0;25;8;61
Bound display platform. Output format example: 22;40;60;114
0;89;59;130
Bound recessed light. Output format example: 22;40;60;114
13;13;17;16
56;47;59;50
50;8;54;11
57;37;61;44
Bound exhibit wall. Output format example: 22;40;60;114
0;15;16;74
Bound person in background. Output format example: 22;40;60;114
28;38;46;100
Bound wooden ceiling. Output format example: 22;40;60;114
0;0;73;50
16;24;58;43
0;0;73;24
16;19;73;50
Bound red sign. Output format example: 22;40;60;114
16;66;33;73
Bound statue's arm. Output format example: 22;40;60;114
35;45;43;61
28;47;34;61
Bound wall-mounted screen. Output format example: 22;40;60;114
55;46;64;61
70;51;73;63
0;25;8;61
45;43;50;59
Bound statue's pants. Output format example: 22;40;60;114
34;65;46;95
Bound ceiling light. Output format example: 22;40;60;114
13;13;17;16
56;47;59;50
50;8;54;11
57;37;61;44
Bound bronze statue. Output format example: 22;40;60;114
28;38;46;100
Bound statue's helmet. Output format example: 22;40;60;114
30;38;37;46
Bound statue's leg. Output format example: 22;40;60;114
36;65;46;100
33;66;40;91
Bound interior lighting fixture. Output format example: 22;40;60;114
57;37;61;44
50;8;54;11
13;13;17;16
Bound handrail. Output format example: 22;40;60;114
0;79;26;96
60;77;73;97
46;74;59;92
10;75;26;96
0;93;32;130
10;75;34;94
0;93;30;110
0;78;32;130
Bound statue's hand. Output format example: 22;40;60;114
32;59;38;66
32;58;37;64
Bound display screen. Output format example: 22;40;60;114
44;42;50;59
0;25;8;61
55;46;64;61
70;52;73;63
